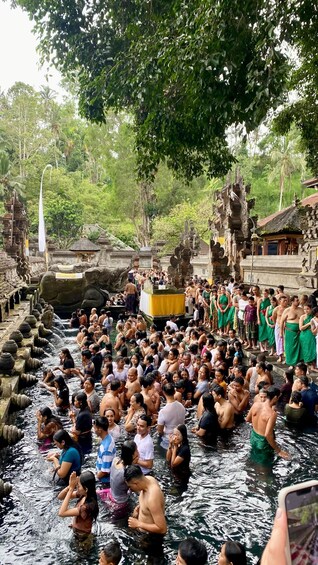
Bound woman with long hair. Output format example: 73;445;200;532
124;392;146;433
36;406;63;441
192;393;219;444
70;392;93;454
54;348;75;378
166;424;191;475
46;429;82;485
98;440;138;506
58;470;99;537
41;375;70;410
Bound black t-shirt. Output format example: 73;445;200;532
76;409;92;435
199;410;218;443
91;353;103;378
63;358;75;370
57;387;69;408
176;444;191;475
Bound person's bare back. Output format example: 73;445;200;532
100;391;121;421
125;466;167;535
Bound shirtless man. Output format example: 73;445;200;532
166;348;180;373
125;464;167;535
100;380;122;422
272;295;288;362
281;295;303;366
140;375;158;418
136;314;147;332
228;376;250;417
246;386;289;459
212;384;235;429
125;367;141;404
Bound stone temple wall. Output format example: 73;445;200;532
0;251;22;297
240;255;303;291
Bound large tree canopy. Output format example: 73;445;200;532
16;0;291;180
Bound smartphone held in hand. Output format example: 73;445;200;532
278;480;318;565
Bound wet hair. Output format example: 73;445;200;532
202;350;212;361
202;393;215;412
141;375;155;389
94;416;109;431
176;424;189;446
105;408;115;417
121;440;137;466
81;349;92;359
234;376;244;386
213;384;225;398
39;406;63;428
53;374;68;389
163;382;175;397
53;429;82;464
76;391;88;410
138;414;152;427
300;375;309;387
290;391;302;404
110;380;121;391
189;343;198;355
266;386;281;401
178;537;208;565
132;392;145;409
61;348;72;360
257;380;268;391
284;369;294;384
124;464;143;482
101;540;122;565
85;376;95;387
222;541;247;565
79;470;99;520
296;362;307;375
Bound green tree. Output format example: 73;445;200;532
44;195;83;248
16;0;290;180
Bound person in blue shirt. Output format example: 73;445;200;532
94;416;116;487
47;429;82;486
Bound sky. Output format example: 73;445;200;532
0;2;64;95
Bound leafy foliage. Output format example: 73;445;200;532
16;0;290;180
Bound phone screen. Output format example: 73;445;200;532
285;484;318;565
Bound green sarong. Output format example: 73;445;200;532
266;305;275;348
284;322;301;365
250;429;274;461
218;295;228;329
258;297;270;342
226;305;235;329
299;315;316;363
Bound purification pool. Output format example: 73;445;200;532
0;325;317;564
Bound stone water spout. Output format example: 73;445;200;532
0;478;12;499
19;322;32;339
10;393;32;410
38;323;52;338
24;315;37;329
2;340;18;358
25;357;42;371
34;336;49;347
20;373;37;387
31;345;45;357
0;424;24;446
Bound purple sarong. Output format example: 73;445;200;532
275;323;284;356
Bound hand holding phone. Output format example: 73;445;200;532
278;480;318;565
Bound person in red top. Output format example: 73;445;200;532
244;296;258;349
58;470;99;538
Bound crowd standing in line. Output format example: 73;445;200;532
36;274;318;564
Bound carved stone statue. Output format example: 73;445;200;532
167;222;200;288
2;192;30;282
209;171;256;281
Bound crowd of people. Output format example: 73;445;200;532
34;277;318;564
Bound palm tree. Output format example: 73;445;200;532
268;130;307;210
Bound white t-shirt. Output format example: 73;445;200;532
134;433;154;474
158;401;185;449
166;320;179;331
